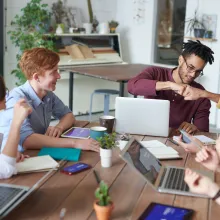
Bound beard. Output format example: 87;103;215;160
178;66;194;84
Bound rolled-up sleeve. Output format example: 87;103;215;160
0;154;17;179
51;93;72;119
127;68;158;96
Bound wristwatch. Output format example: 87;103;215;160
212;189;220;201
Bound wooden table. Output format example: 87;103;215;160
59;64;148;111
1;123;220;220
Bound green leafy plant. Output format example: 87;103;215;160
52;0;69;25
95;181;111;206
185;10;206;34
109;20;119;28
8;0;56;85
97;132;118;149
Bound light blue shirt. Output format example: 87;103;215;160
0;81;71;152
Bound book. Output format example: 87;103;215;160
118;140;181;160
38;147;81;161
16;155;59;173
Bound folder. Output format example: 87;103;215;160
38;147;81;161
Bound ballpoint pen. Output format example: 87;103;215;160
93;169;101;184
59;208;66;220
5;100;33;111
167;138;179;146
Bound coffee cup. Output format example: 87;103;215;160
99;115;115;133
90;126;107;140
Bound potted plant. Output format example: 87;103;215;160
94;181;114;220
108;20;119;33
185;10;206;38
97;132;118;168
52;0;69;33
8;0;56;85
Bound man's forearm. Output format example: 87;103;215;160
23;133;74;149
56;113;75;131
156;81;172;91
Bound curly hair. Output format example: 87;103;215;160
19;48;60;80
182;40;214;65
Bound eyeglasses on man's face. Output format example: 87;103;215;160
183;56;204;77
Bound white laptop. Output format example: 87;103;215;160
115;97;170;137
120;137;214;198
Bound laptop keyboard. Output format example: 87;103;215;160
164;168;189;192
0;186;25;211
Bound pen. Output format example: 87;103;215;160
59;208;66;220
167;138;179;146
93;169;101;184
5;100;33;111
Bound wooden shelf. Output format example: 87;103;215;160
185;37;217;42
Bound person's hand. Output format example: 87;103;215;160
184;168;219;197
74;139;100;152
45;126;63;138
178;122;198;134
183;85;204;100
195;147;220;171
13;99;32;126
176;134;203;153
170;82;187;95
16;152;30;162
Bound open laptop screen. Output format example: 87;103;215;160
122;139;162;185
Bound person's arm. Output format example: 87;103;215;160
55;112;75;132
127;67;186;96
23;133;100;152
192;98;211;132
183;85;220;103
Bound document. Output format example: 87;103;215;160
173;135;216;145
16;155;59;173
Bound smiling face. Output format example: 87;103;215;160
178;54;206;84
37;65;60;92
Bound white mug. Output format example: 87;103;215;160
83;23;92;34
99;22;109;34
69;27;74;33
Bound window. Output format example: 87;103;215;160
154;0;187;65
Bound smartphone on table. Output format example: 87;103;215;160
138;202;194;220
61;162;91;175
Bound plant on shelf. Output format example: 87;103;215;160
8;0;56;85
109;20;119;33
52;0;70;33
185;10;206;38
97;132;118;168
94;181;113;220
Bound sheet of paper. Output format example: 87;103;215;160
16;155;59;173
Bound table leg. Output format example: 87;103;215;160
69;71;74;111
119;81;125;97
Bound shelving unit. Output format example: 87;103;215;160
185;36;217;42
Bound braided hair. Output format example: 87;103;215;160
0;75;6;102
182;40;214;65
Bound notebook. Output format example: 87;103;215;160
38;147;81;161
118;140;181;160
15;155;59;173
115;97;170;137
173;135;216;145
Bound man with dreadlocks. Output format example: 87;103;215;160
128;40;214;134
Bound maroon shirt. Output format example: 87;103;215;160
127;66;211;132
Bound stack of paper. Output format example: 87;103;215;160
16;155;59;173
118;140;181;159
173;135;215;145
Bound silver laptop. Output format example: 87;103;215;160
0;183;32;218
120;137;214;198
115;97;170;137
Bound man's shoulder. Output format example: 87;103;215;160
144;66;171;72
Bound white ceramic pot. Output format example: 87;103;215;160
83;23;92;34
56;24;63;34
99;22;109;34
100;148;112;168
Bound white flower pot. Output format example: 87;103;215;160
100;148;112;168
